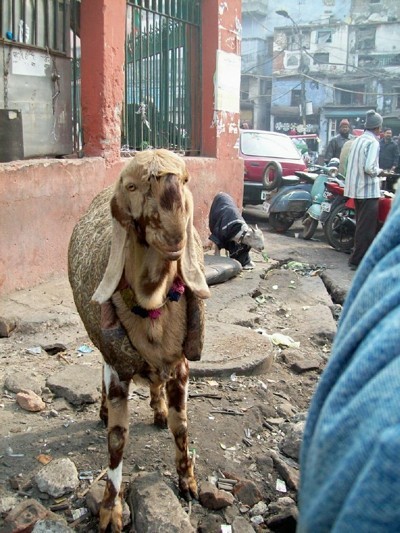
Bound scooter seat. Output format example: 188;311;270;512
295;171;318;183
281;175;301;186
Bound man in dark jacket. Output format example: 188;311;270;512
325;119;354;161
379;128;399;171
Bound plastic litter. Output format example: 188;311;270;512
7;446;24;457
276;478;287;492
221;526;232;533
267;333;300;348
26;346;42;355
77;344;94;354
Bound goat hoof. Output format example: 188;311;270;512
99;500;123;533
154;412;168;428
179;477;198;501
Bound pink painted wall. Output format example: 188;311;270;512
0;0;244;296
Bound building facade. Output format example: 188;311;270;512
241;0;400;154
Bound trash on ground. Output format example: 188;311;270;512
79;470;94;481
276;478;287;492
77;344;94;354
268;333;300;348
7;447;24;458
36;454;53;465
26;346;42;355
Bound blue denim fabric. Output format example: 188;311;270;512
298;191;400;532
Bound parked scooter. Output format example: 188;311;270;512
301;160;344;240
264;163;319;232
321;178;394;253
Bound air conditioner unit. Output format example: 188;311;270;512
285;52;301;69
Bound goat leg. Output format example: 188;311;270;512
99;363;130;533
166;358;198;501
149;380;168;428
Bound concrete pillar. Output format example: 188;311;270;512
80;0;125;164
202;0;242;159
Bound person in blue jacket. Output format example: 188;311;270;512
297;187;400;532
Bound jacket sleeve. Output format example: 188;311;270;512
325;138;335;161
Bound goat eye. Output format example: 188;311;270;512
126;183;136;192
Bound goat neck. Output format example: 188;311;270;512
124;228;179;310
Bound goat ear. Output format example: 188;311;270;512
179;190;210;299
92;194;129;304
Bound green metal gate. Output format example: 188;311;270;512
124;0;201;154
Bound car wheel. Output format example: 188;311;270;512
302;214;318;240
269;212;295;232
262;161;283;191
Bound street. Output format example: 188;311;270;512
0;218;355;532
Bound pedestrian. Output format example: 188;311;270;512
344;109;383;270
297;187;400;533
325;119;354;161
379;128;399;172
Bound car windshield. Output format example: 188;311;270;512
241;132;301;159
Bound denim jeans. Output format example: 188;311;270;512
298;190;400;532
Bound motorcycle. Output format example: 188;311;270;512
301;160;344;240
264;163;327;233
321;176;394;253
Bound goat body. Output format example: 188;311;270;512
208;192;264;268
68;150;210;532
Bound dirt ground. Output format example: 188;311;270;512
0;217;350;531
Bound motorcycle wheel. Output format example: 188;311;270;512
324;202;355;252
269;212;295;232
302;214;318;240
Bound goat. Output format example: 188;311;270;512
68;149;210;532
208;192;265;269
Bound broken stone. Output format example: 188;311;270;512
5;372;45;395
16;390;46;412
128;472;195;532
232;480;262;507
4;499;50;532
86;480;106;516
0;316;16;337
268;496;296;515
46;366;101;405
291;359;321;374
0;495;19;514
32;518;74;532
279;421;305;461
198;513;224;533
249;500;268;517
276;400;296;419
269;450;300;491
34;458;79;498
199;481;235;510
232;516;256;532
266;508;298;532
42;343;68;355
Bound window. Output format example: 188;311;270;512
287;30;310;51
291;89;302;106
335;84;365;105
394;87;400;109
314;53;329;64
356;26;376;50
316;30;332;44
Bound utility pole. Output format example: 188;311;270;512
276;10;307;132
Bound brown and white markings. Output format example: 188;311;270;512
68;149;210;532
